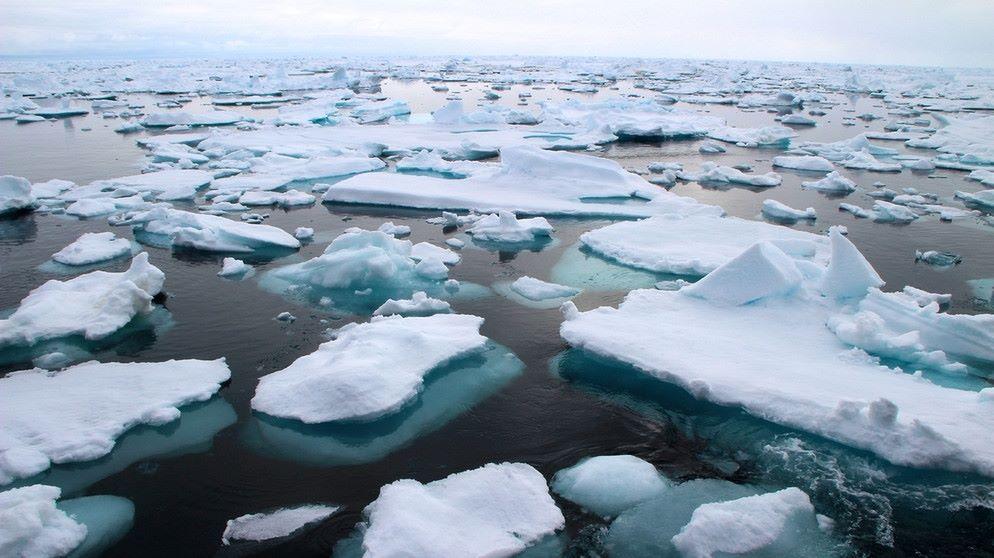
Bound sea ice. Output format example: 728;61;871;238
354;463;563;557
251;314;488;423
0;253;164;347
373;292;451;316
762;199;817;221
800;171;856;193
51;232;132;266
222;505;339;545
0;358;230;483
466;211;554;243
218;257;253;277
551;455;671;517
120;207;300;253
0;175;36;216
509;276;581;301
0;485;86;558
771;155;834;172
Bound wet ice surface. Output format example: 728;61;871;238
2;57;994;557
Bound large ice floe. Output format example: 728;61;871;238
117;207;300;253
324;145;719;218
252;313;488;423
0;253;164;347
579;214;829;276
562;226;994;475
77;169;213;201
339;463;564;557
0;358;231;484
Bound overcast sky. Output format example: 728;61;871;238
2;0;992;68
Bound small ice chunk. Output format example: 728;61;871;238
52;232;131;266
510;276;581;301
218;257;253;277
275;312;296;322
551;455;671;517
466;211;553;243
762;199;816;221
801;171;856;193
915;250;962;267
772;155;833;172
445;238;465;249
0;175;36;216
373;291;451;317
294;227;314;240
378;222;411;237
222;505;339;545
411;242;460;265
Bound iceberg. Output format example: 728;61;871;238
222;505;339;545
579;214;828;276
0;358;231;484
0;253;164;347
51;232;132;266
350;463;563;557
252;313;488;423
551;455;671;518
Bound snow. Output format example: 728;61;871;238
466;211;554;243
51;232;132;266
801;171;857;193
551;455;671;517
251;314;488;423
121;207;301;252
0;485;87;558
0;253;164;347
373;291;451;316
671;488;816;558
771;155;834;172
762;199;816;221
0;175;36;216
222;505;339;545
560;231;994;475
356;462;563;557
0;358;231;484
510;276;581;301
579;214;828;276
678;162;782;187
218;257;253;277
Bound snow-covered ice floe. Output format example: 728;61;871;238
51;232;132;266
0;485;135;558
118;207;300;253
373;291;451;316
579;214;829;276
324;145;719;218
222;505;339;545
800;171;856;193
562;228;994;475
252;314;488;423
466;211;553;244
0;253;164;347
340;463;563;557
678;162;782;187
242;341;521;466
0;175;37;216
0;358;231;484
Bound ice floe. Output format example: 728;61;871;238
0;254;164;347
222;505;339;545
51;232;132;266
0;175;36;216
252;313;488;423
0;358;230;484
120;207;300;253
551;455;671;517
